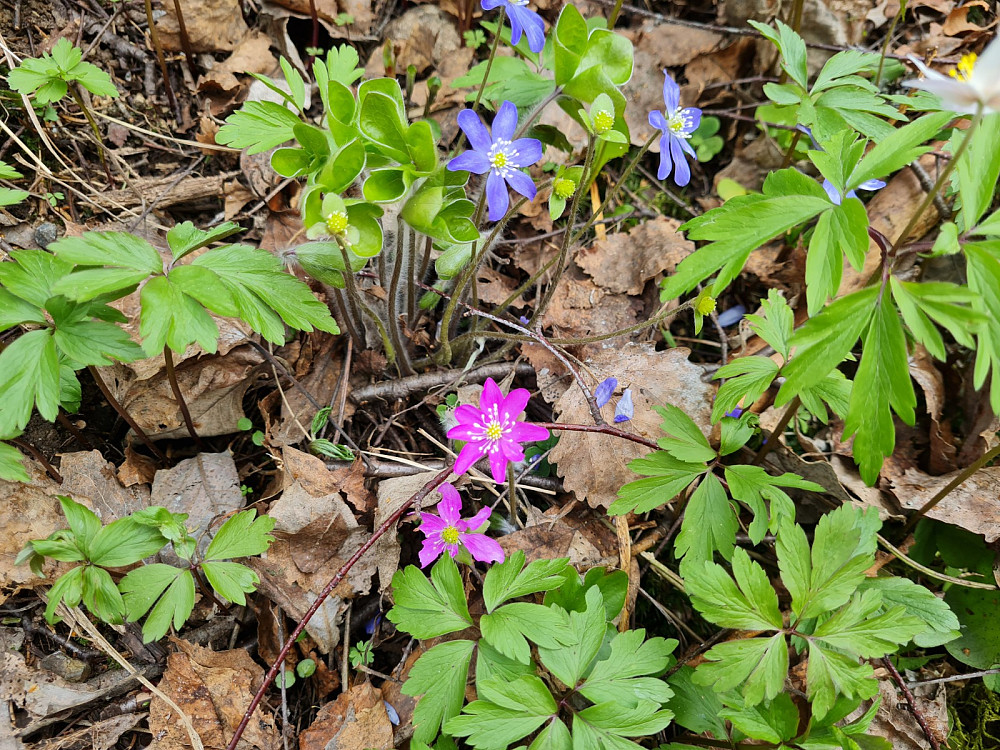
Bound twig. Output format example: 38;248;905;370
143;0;177;114
882;657;941;750
903;442;1000;534
349;362;535;403
163;347;206;450
752;396;800;465
224;466;454;750
907;668;1000;688
10;439;62;483
87;365;167;462
534;422;658;451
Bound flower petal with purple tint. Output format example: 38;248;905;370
614;388;634;423
595;377;618;408
417;484;505;566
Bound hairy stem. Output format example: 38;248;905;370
388;217;415;375
535;422;658;450
470;7;507;116
163;346;206;449
337;242;396;365
87;365;167;462
69;85;111;182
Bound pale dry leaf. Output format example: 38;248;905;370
499;503;617;568
371;471;443;593
282;446;370;513
60;450;149;522
541;268;642;356
576;216;694;296
299;682;394;750
549;344;714;509
942;0;996;35
155;0;250;52
149;639;279;750
845;680;947;750
198;33;278;103
887;464;1000;542
259;0;375;38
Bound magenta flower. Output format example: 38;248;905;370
418;483;505;567
447;377;549;482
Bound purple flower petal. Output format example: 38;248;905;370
454;440;486;475
437;483;463;524
682;107;701;134
419;513;448;534
614;388;634;423
506;6;525;45
461;505;492;532
858;178;886;191
460;532;505;564
447;150;491;174
457;109;493;153
505;169;537;202
595;377;617;408
481;0;503;8
448;422;486;441
822;179;842;205
499;438;525;463
717;305;746;327
419;535;446;567
500;387;531;421
662;70;680;114
481;378;504;411
509;3;546;53
725;407;744;418
492;101;519;142
486;170;510;222
451;404;484;429
509;421;549;443
656;132;674;180
488;449;508;483
648;110;669;132
508;138;543;168
670;136;690;187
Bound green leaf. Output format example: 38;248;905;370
44;566;85;623
544;567;629;621
166;221;242;262
386;556;473;639
725;465;821;544
653;404;717;462
0;440;29;483
966;242;1000;412
475;638;535;692
685;547;783;631
89;517;168;567
776;504;879;622
692;633;788;706
529;719;572;750
749;20;808;89
49;231;162;275
674;473;738;565
139;275;219;356
0;188;29;207
810;589;924;655
842;292;915;484
777;286;878;404
315;44;364;88
120;563;196;642
217;101;302;154
445;675;557;748
956;112;1000;230
746;290;793;360
849;112;953;189
578;629;676;706
711;357;779;423
610;453;705;516
192;245;339;341
0;288;46;333
665;666;727;737
0;329;60;431
890;279;984;360
805;641;878;719
719;693;799;744
204;509;276;560
82;564;126;624
403;639;476;744
53;318;144;366
859;577;960;647
481;550;571;612
537;587;606;688
0;249;74;308
480;602;569;663
575;700;674;741
0;160;23;179
201;560;260;605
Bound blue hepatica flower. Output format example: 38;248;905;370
614;388;634;423
595;377;618;408
482;0;546;53
822;178;886;206
648;70;701;187
448;100;543;222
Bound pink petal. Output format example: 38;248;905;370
419;513;447;534
419;535;446;567
451;404;485;430
488;449;509;483
510;421;550;443
436;483;463;524
500;438;525;463
500;388;531;422
461;532;505;564
460;506;492;533
453;440;486;476
448;422;486;441
481;378;504;412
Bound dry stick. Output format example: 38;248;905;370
907;667;1000;688
170;0;198;80
87;365;168;462
163;346;207;450
350;362;535;404
57;411;93;449
224;465;454;750
882;656;942;750
903;442;1000;534
534;422;658;451
10;439;63;483
143;0;177;114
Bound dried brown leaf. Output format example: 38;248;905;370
299;683;394;750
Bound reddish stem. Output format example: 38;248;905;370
224;466;453;750
535;422;659;451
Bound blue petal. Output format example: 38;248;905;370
670;136;690;187
457;109;493;152
594;377;617;408
662;69;680;114
796;124;820;150
680;137;697;160
717;305;746;327
648;110;668;132
447;150;491;174
614;388;634;423
859;178;887;191
506;4;525;45
509;4;545;53
656;133;673;180
682;107;701;134
822;179;842;205
492;100;518;142
505;169;536;201
481;0;504;8
508;137;542;167
486;170;510;221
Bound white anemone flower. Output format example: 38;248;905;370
902;36;1000;114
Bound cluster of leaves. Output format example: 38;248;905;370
0;222;339;481
7;37;118;106
387;551;676;750
659;18;1000;484
17;497;275;641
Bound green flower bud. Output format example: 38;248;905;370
553;177;576;199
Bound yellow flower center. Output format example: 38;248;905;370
325;211;349;235
492;151;508;169
593;110;615;134
485;421;504;441
949;53;977;82
441;526;460;545
696;295;717;315
553;178;576;199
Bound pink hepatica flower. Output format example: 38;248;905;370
447;378;550;483
418;483;505;567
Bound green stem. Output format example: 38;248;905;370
387;217;415;375
143;0;177;114
471;7;506;116
890;104;984;256
606;0;625;29
752;395;800;465
875;0;907;86
69;85;111;181
903;442;1000;534
87;365;167;462
336;241;396;365
513;86;563;140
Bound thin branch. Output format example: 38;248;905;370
882;657;942;750
163;346;206;450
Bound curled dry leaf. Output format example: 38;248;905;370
845;680;948;750
155;0;250;52
549;344;714;509
499;502;617;568
299;682;395;750
149;639;279;750
887;464;1000;542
